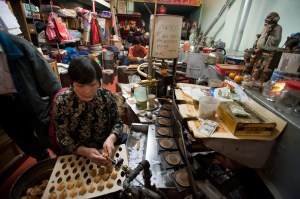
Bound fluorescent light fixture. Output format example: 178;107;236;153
94;0;110;8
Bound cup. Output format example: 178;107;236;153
148;94;156;109
134;87;147;110
199;96;220;119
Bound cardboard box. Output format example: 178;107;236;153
217;101;276;136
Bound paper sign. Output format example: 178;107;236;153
150;15;183;59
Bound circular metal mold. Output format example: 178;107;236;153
164;152;181;166
157;127;170;136
162;103;172;110
157;118;170;126
175;170;190;187
159;139;174;149
159;110;171;117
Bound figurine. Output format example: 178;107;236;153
284;32;300;53
243;49;253;74
256;12;282;48
252;68;261;80
261;68;273;82
189;21;198;45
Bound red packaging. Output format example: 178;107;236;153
215;64;245;76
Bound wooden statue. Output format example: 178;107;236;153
256;12;282;48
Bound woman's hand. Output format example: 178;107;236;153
76;146;108;166
103;134;117;160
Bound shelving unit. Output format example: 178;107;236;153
9;0;33;43
117;13;141;40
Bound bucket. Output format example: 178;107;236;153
103;50;114;61
102;69;114;84
199;96;220;119
103;60;114;70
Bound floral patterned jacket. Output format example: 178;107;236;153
53;87;123;154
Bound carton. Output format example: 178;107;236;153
217;101;276;136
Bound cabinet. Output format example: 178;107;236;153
117;13;141;40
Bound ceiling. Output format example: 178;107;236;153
134;2;200;17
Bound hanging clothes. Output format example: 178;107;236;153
90;16;99;45
46;12;59;41
95;17;104;43
82;12;92;44
46;12;71;43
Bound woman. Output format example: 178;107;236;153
53;56;125;166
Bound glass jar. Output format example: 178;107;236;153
262;80;286;101
274;80;300;114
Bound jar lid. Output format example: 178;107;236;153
286;80;300;90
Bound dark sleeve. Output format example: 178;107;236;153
106;90;124;139
9;34;62;100
29;49;62;100
53;95;78;154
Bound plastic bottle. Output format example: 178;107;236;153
274;80;300;114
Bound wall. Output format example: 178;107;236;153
199;0;300;52
199;1;300;198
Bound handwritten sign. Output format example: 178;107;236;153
150;15;183;59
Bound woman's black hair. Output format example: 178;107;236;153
68;56;102;84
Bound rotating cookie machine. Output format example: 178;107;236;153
122;10;187;199
133;9;210;199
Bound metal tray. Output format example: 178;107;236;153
127;123;175;188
